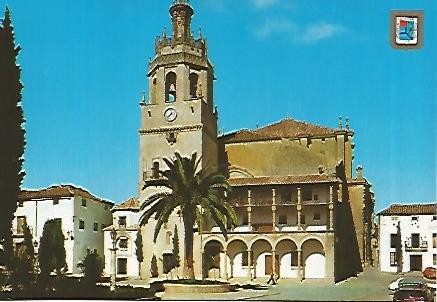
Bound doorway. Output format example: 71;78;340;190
410;255;422;271
265;254;279;275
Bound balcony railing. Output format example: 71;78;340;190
404;240;428;251
208;224;328;234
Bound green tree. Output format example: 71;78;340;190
150;254;158;278
135;231;143;277
10;221;34;290
0;6;26;267
172;224;180;274
139;152;237;279
77;249;103;289
38;219;66;290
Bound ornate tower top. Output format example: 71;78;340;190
169;0;194;43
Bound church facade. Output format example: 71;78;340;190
106;0;375;284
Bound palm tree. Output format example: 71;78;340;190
139;152;237;279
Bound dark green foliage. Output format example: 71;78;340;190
77;249;103;288
139;152;237;279
0;7;26;261
135;231;143;263
150;255;158;278
38;219;67;288
395;222;403;273
10;221;34;290
172;224;180;269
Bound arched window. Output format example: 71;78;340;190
152;161;160;179
165;72;177;103
189;73;199;99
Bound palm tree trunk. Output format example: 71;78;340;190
183;220;195;279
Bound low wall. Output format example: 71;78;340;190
163;283;230;294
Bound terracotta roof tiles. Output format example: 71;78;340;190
221;118;341;144
19;184;113;206
378;203;437;216
112;197;140;211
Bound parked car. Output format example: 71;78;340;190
393;288;433;302
393;278;433;302
423;267;436;280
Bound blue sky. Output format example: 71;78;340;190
1;0;435;212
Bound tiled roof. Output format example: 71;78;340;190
378;203;437;216
221;118;340;144
19;184;113;206
112;197;140;211
228;174;339;187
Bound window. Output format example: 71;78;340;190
290;251;298;267
390;252;397;266
93;222;98;232
117;258;128;275
18;200;23;207
152;161;160;179
391;216;399;221
434;254;437;266
242;215;248;225
433;233;437;248
163;253;174;274
165;72;177;103
302;189;312;201
281;191;291;203
313;194;319;201
17;216;26;235
411;233;420;248
300;214;306;225
433;215;437;221
119;238;128;249
278;215;287;225
390;234;397;248
412;216;418;222
118;216;126;228
53;198;59;205
81;199;87;207
313;213;321;221
166;231;172;245
79;219;85;230
189;73;199;99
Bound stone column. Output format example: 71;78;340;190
200;248;205;280
272;249;277;277
329;185;334;231
272;188;276;232
223;249;228;280
247;190;252;230
297;248;302;282
230;258;234;279
247;249;252;281
297;187;302;230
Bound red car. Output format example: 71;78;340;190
423;267;436;280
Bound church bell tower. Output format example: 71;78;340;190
138;0;218;198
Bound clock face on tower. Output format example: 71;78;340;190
164;107;177;122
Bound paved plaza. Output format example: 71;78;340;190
157;267;431;301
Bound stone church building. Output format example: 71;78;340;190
104;0;375;284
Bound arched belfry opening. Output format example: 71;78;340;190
189;73;199;99
165;72;177;103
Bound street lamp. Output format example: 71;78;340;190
110;226;118;292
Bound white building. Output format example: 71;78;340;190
14;185;114;274
378;203;437;272
103;197;141;278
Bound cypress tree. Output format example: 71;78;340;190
38;219;66;289
150;254;158;278
0;6;26;264
135;231;143;276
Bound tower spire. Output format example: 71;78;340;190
169;0;194;42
